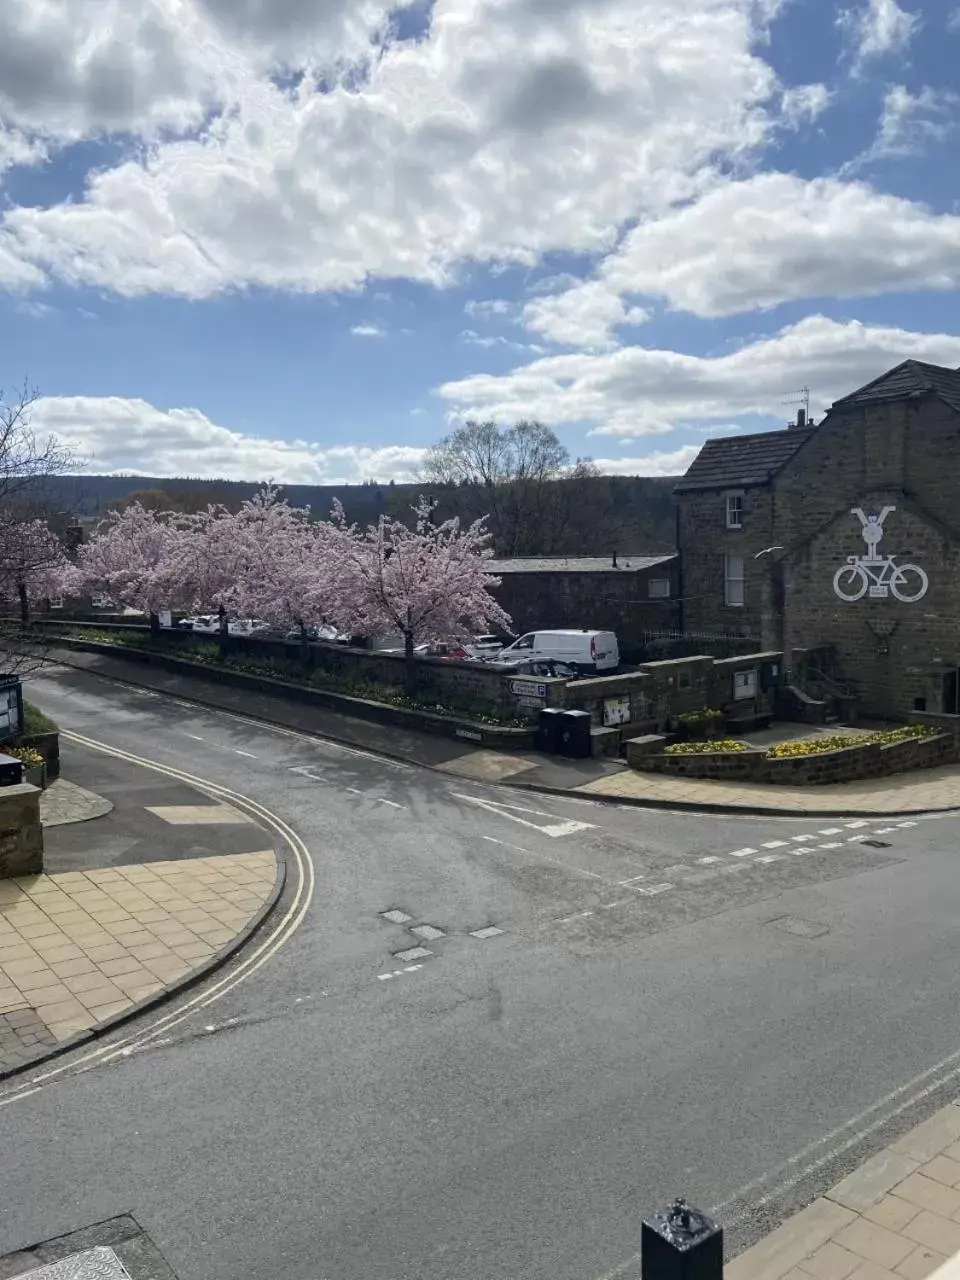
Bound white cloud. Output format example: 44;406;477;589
0;0;780;298
464;298;513;318
439;314;960;439
838;0;920;68
350;323;385;337
949;7;960;30
589;448;701;476
514;174;960;332
32;394;429;483
844;85;958;171
522;280;649;348
780;83;832;129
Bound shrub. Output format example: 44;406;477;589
5;746;44;766
22;701;58;735
664;739;746;755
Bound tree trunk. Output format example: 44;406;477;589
404;629;417;696
149;611;161;635
218;604;229;656
299;621;310;666
17;582;29;626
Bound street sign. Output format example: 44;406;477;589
510;680;547;698
517;695;544;708
0;675;23;743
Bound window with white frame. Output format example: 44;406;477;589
48;595;64;610
647;578;671;599
724;554;744;606
725;491;744;529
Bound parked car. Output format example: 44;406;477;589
464;633;511;659
492;657;581;679
283;624;351;644
493;629;619;674
414;641;471;660
228;618;271;637
186;614;221;634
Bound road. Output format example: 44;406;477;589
3;663;960;1280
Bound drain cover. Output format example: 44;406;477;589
767;915;829;939
861;838;892;849
17;1248;131;1280
470;926;504;939
410;924;445;941
380;909;412;924
395;946;432;962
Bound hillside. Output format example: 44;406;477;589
40;472;681;554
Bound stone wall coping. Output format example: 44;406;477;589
711;650;784;669
0;782;41;801
638;655;714;670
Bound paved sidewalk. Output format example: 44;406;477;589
40;776;113;827
728;1103;960;1278
570;764;960;816
0;850;277;1070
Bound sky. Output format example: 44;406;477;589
2;0;960;485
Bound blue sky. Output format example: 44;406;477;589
1;0;959;483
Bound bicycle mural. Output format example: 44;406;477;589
832;506;929;604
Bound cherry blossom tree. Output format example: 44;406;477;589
0;518;73;624
77;502;190;632
328;497;511;691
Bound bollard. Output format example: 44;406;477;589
641;1198;723;1279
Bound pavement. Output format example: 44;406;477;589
2;663;960;1280
728;1103;960;1278
41;643;960;816
0;742;281;1075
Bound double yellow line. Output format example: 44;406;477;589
1;729;315;1103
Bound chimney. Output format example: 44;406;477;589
612;551;618;568
796;408;806;429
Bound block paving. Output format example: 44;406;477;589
728;1102;960;1278
0;850;277;1072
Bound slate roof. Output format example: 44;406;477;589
487;554;677;574
673;428;813;493
832;359;960;412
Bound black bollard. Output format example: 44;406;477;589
641;1198;723;1280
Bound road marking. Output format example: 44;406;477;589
896;820;918;828
632;883;673;896
183;733;204;741
557;910;594;923
234;749;258;759
818;827;843;835
346;787;363;795
0;730;315;1102
729;847;757;857
875;826;896;834
791;847;816;855
755;853;787;864
378;964;424;981
290;765;323;780
761;840;789;849
791;834;818;842
378;798;405;809
697;856;722;864
482;835;605;879
817;841;842;849
453;792;596;839
845;820;869;828
618;874;645;886
599;899;633;911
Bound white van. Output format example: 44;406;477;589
494;629;619;674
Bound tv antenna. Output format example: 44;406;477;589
781;386;810;417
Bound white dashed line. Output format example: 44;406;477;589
755;854;787;864
896;820;918;828
697;856;722;865
874;827;896;834
818;828;843;835
378;798;405;809
729;847;757;858
817;841;843;850
791;847;816;855
632;883;673;896
234;749;258;759
844;820;869;828
791;834;818;842
761;840;789;849
377;964;425;981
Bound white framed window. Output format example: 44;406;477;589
734;669;758;701
647;578;671;599
725;491;744;529
724;554;744;607
48;595;64;610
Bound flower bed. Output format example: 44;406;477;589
629;723;956;786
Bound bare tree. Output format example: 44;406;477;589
422;419;614;556
0;383;75;509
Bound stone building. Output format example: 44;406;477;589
487;554;679;650
674;359;960;717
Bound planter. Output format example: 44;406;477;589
24;762;46;790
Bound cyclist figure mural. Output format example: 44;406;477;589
833;505;929;603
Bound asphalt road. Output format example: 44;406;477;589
3;664;960;1280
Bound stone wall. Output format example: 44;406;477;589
490;563;679;651
0;782;42;877
628;730;955;786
